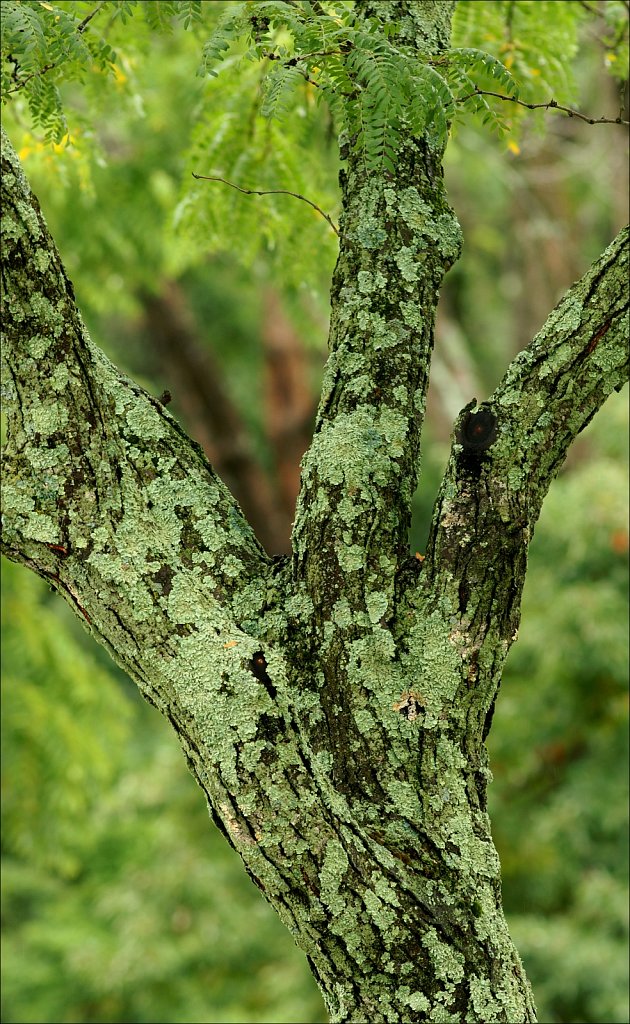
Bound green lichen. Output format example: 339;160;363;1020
26;333;53;358
320;839;350;918
28;292;64;335
400;301;424;330
401;990;431;1013
356;218;387;250
404;610;463;714
385;780;423;825
422;926;465;984
354;707;376;734
30;401;68;434
358;270;375;293
1;482;35;514
332;596;355;628
371;873;400;908
336;541;367;572
33;249;51;273
363;888;397;932
366;590;389;624
23;511;58;542
395;245;421;283
124;400;167;439
50;364;70;391
379;406;408;457
302;408;394;489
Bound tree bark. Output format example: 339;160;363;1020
1;2;628;1020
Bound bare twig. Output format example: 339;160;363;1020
191;173;340;236
77;2;108;33
577;0;606;16
459;87;629;126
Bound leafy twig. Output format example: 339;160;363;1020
6;0;108;95
191;173;340;236
459;87;629;126
264;52;321;89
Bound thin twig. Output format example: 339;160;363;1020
459;87;629;126
77;1;108;33
264;52;321;88
191;173;340;236
577;0;606;17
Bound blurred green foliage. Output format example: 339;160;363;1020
1;2;628;1022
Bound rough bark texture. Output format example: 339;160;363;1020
1;2;628;1021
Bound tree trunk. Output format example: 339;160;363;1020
1;2;628;1020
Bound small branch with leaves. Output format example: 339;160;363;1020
6;0;108;95
263;52;322;89
191;173;340;237
460;87;629;126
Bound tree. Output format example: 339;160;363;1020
1;2;628;1021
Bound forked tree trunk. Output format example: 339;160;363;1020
1;2;627;1020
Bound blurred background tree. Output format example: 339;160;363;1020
1;2;628;1022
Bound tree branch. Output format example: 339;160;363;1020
494;226;628;498
458;87;629;126
2;128;381;1013
0;1;566;1013
191;173;340;236
6;1;108;95
288;0;464;798
420;225;629;730
1;125;273;728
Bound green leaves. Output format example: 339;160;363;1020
260;62;306;121
448;47;519;97
196;2;526;172
0;0;204;143
1;1;115;141
177;55;340;287
199;1;247;76
442;47;519;135
346;35;407;172
1;560;132;878
452;0;588;107
2;0;622;295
